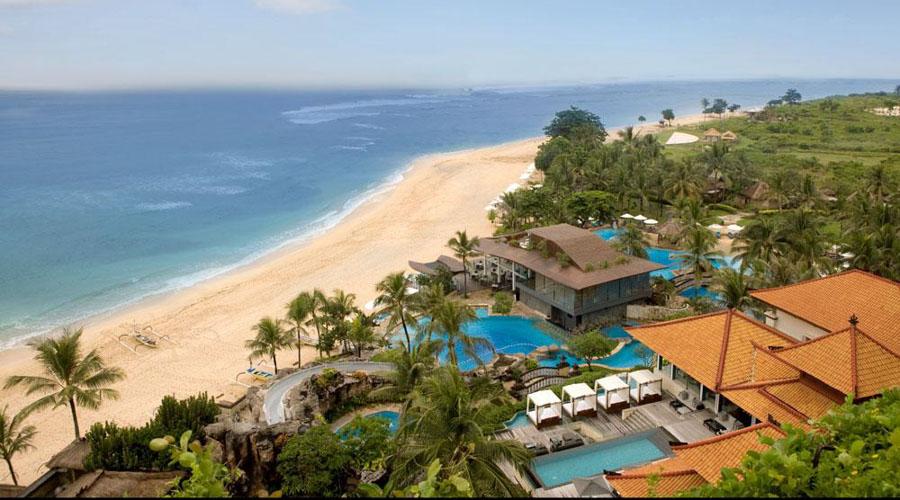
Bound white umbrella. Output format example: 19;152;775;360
643;218;658;225
364;300;376;311
620;213;634;219
405;286;419;295
634;214;647;222
726;224;743;232
708;223;724;231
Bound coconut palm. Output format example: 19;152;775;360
665;158;703;202
432;300;491;370
245;317;293;374
375;272;417;353
410;283;447;344
677;226;721;288
322;289;358;353
447;230;480;298
347;314;378;357
0;406;36;486
613;223;648;259
305;288;327;357
733;216;787;268
394;367;530;496
712;268;752;310
4;329;125;440
286;292;315;368
369;341;436;410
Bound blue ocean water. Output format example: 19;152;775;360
0;79;891;345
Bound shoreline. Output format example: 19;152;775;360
0;111;718;484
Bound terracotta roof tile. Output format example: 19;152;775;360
763;381;837;420
626;310;795;390
773;326;900;398
719;385;814;430
606;470;707;498
750;270;900;351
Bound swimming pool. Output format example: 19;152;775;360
594;228;740;281
531;431;671;488
397;310;649;372
337;410;400;438
504;411;531;429
679;286;725;302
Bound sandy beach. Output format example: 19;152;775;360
0;112;719;484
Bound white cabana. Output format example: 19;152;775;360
526;390;562;429
634;214;648;222
620;213;635;219
643;218;658;225
562;383;597;418
627;369;663;405
726;224;743;232
595;375;630;413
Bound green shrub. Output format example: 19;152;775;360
83;393;219;472
492;292;513;314
277;425;352;497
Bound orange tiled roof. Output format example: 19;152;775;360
626;310;795;390
606;424;783;497
772;325;900;399
750;270;900;351
606;470;706;497
719;384;816;430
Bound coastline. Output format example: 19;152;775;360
0;111;718;484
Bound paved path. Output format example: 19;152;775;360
263;361;394;425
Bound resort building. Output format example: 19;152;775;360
407;254;466;289
751;269;900;345
600;271;900;497
474;224;663;329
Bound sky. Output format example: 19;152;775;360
1;0;899;90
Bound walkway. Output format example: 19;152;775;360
263;361;394;425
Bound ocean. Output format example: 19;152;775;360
0;79;892;346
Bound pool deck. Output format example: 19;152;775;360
496;395;717;497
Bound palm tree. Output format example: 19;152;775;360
4;329;125;440
307;288;327;357
286;292;315;368
733;216;786;268
375;272;417;353
447;230;480;298
677;226;721;289
347;314;377;357
665;158;702;202
712;268;752;310
394;368;530;496
432;300;491;370
0;406;36;486
613;223;648;259
369;341;436;411
245;317;293;374
323;289;358;353
410;283;447;344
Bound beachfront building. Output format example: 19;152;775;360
750;269;899;344
474;224;663;329
407;254;466;290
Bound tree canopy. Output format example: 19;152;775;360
543;106;607;142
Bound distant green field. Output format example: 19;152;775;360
655;94;900;194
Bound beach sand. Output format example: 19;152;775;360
0;112;718;484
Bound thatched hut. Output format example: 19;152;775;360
657;220;684;243
721;130;737;142
703;128;722;142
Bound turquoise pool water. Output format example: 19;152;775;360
679;286;725;302
337;410;400;438
504;411;532;429
397;308;649;372
532;434;668;488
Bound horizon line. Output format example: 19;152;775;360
1;76;898;94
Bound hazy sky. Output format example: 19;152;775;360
2;0;899;90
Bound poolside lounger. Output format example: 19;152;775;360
524;442;550;457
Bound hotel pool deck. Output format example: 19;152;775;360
530;429;674;489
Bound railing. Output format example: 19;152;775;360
520;367;560;382
517;376;568;396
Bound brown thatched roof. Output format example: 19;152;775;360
476;224;663;290
704;128;722;137
657;220;684;238
408;255;465;276
46;439;91;472
722;130;737;140
57;470;182;498
742;181;769;200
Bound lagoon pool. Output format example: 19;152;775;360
532;432;669;488
337;410;400;438
504;411;532;429
679;286;725;302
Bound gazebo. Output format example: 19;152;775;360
562;382;597;418
703;128;722;142
657;220;684;242
722;130;737;142
595;375;630;413
627;369;663;405
526;389;562;428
